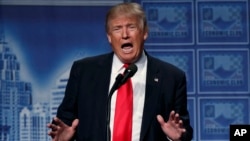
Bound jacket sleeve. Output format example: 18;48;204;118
174;72;193;141
56;61;80;126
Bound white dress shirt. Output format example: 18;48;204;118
109;51;148;141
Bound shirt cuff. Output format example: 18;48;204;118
167;136;173;141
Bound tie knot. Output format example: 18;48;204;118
123;64;129;68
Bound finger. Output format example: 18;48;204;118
48;130;57;137
178;119;183;126
48;123;59;131
177;120;186;133
53;117;66;127
156;115;165;126
47;123;52;128
174;113;180;123
72;119;79;129
182;128;186;133
47;123;56;131
52;117;60;124
169;110;176;121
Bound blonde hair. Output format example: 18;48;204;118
105;2;148;33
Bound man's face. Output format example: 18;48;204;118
107;15;148;64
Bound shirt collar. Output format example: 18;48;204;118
112;51;147;74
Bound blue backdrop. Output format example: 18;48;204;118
0;0;249;141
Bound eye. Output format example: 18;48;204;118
128;25;137;31
111;26;122;33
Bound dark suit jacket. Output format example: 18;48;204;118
56;51;193;141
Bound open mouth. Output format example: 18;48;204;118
121;43;133;48
121;43;133;53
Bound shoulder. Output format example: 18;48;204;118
69;52;113;73
74;52;113;65
148;54;184;74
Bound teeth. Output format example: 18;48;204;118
122;47;133;53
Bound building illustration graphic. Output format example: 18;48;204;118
0;32;32;140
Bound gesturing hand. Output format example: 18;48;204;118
47;117;79;141
157;111;186;141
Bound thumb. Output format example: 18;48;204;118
72;119;79;129
156;115;165;126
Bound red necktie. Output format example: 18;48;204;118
113;64;133;141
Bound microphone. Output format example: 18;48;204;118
106;64;137;141
109;64;138;95
119;64;138;86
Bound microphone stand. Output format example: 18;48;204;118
106;74;123;141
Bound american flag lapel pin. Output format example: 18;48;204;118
154;78;159;82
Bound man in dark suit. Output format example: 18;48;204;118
48;2;193;141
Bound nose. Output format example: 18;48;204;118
121;27;129;39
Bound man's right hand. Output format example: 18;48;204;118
47;117;79;141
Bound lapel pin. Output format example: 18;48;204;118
154;78;159;82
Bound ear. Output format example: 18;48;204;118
107;33;112;43
143;31;148;40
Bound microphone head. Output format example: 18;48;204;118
118;64;138;87
125;64;138;77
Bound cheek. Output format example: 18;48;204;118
108;34;122;43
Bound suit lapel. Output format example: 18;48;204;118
140;56;162;140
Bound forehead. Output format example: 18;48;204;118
109;15;139;25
